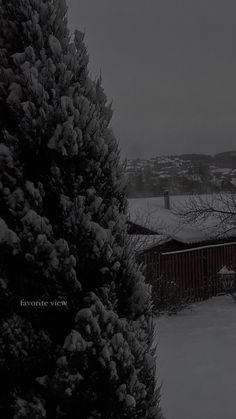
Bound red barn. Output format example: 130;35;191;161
128;195;236;306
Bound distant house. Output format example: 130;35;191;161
128;194;236;306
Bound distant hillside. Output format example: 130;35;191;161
214;151;236;168
174;154;213;164
176;151;236;168
126;151;236;197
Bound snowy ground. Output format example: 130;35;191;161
155;295;236;419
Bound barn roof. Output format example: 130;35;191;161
128;195;236;247
128;234;172;253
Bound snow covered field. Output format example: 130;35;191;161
155;295;236;419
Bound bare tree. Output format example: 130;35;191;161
173;192;236;238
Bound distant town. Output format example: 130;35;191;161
126;150;236;197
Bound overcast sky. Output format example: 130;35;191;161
67;0;236;159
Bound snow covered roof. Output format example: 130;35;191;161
218;266;236;275
128;195;236;246
129;234;171;253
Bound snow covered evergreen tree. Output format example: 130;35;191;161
0;1;163;417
